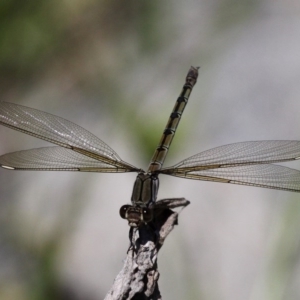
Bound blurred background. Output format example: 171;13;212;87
0;0;300;299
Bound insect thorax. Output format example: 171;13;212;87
131;172;159;207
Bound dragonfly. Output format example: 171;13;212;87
0;66;300;228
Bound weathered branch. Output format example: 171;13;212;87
105;198;190;300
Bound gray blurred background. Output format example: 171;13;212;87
0;1;300;299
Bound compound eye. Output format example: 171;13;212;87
119;205;130;219
142;208;153;223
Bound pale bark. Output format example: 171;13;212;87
105;198;190;300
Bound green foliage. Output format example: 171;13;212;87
0;2;64;77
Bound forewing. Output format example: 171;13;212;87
0;102;138;170
165;164;300;192
0;147;135;172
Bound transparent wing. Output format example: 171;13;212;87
161;141;300;172
162;164;300;192
0;147;136;172
159;141;300;192
0;102;138;171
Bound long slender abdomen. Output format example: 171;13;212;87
147;66;199;173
